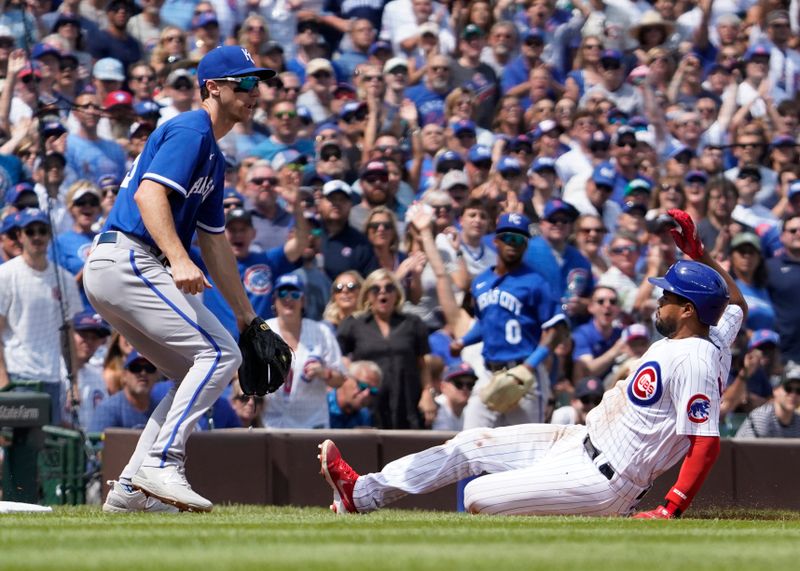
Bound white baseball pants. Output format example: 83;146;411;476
354;424;645;516
84;234;240;478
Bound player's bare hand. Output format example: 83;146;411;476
418;389;437;427
171;259;211;295
449;339;465;357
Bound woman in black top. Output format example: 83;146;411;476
337;269;435;429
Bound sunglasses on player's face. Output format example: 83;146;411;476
209;75;261;93
496;232;528;247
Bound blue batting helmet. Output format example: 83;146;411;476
648;260;730;326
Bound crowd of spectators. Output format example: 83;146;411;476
1;0;799;438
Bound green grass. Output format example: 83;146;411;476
1;506;799;571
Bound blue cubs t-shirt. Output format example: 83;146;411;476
105;110;226;251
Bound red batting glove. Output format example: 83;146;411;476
632;503;679;519
666;208;704;260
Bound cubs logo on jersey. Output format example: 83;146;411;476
78;242;92;261
627;361;663;406
686;394;711;423
243;264;273;295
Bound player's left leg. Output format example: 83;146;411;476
463;428;632;516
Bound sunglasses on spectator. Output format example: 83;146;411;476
321;148;342;161
497;232;528;247
472;160;492;169
580;226;607;235
448;379;475;391
343;110;368;123
367;283;397;296
608;116;628;126
235;395;265;404
128;362;157;374
73;197;100;208
133;74;155;82
311;71;333;80
356;380;380;395
282;86;300;94
164;35;183;43
60;62;78;72
590;142;610;152
616;140;637;149
0;38;14;48
376;145;400;155
580;396;602;406
547;217;573;225
21;75;41;85
23;225;50;237
524;38;543;47
224;200;244;209
274;110;298;120
364;174;388;184
173;79;194;91
276;289;303;300
783;227;800;234
500;171;521;180
368;221;392;231
363;75;383;82
594;297;619;305
602;60;622;70
247;26;265;32
249;177;278;186
610;245;637;255
334;281;360;293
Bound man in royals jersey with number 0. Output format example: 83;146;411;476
319;209;746;518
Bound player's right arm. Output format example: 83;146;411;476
696;249;747;323
135;180;211;295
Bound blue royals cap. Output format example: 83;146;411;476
197;45;276;89
18;208;50;228
467;144;491;163
495;212;531;237
543;199;579;222
275;273;304;291
444;362;477;382
592;161;616;187
72;310;111;336
748;329;780;351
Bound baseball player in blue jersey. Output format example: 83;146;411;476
450;213;562;428
83;46;276;513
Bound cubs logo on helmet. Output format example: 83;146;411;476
627;361;663;406
686;394;711;423
243;264;273;295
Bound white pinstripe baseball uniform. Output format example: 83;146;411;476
351;305;743;516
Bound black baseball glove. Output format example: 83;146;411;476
238;317;293;396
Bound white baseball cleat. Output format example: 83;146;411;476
131;465;213;513
102;480;180;513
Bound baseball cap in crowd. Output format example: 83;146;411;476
744;44;771;62
622;323;649;343
0;24;14;40
306;58;334;77
197;45;276;89
523;28;544;44
440;170;469;191
383;57;408;74
322;179;352;197
635;130;656;148
530;156;556;174
69;183;101;206
737;164;762;181
368;40;393;56
42;119;67;138
133;100;162;119
303;169;328;187
192;12;219;30
31;42;61;61
613;126;637;146
461;24;484;40
418;22;440;38
51;12;80;33
730;231;762;252
452;119;477;137
124;351;154;370
668;144;695;162
129;121;155;138
622;200;647;216
497;156;522;175
18;208;50;228
600;49;623;66
8;182;38;209
788;180;800;200
0;214;20;235
467;144;492;165
93;57;125;81
748;329;780;351
531;119;561;140
684;170;708;184
18;63;43;81
509;134;533;152
97;174;121;194
436;150;465;173
624;177;652;196
225;207;253;227
495;212;532;237
103;90;133;109
263;41;284;56
766;9;791;25
443;362;478;383
589;130;611;152
575;377;604;400
333;82;357;100
275;273;304;291
629;115;649;131
166;68;194;88
339;100;368;121
771;135;796;149
271;149;308;171
543;199;579;222
222;188;244;208
781;362;800;386
72;310;112;336
607;108;629;125
360;160;389;178
592;161;616;187
296;106;313;125
314;122;340;137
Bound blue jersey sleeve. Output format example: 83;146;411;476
142;126;210;197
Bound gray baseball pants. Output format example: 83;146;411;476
83;232;240;479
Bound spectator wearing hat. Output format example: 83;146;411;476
88;351;161;432
1;55;44;129
337;101;369;164
264;274;346;429
241;160;293;253
500;28;546;107
564;161;621;234
604;323;651;386
350;160;396;230
768;135;798;175
598;231;643;316
252;100;315;162
729;232;775;332
734;44;774;120
465;144;492;188
723;330;783;417
381;56;411;121
405;53;453;126
89;57;125;106
41;1;100;41
298;58;337;124
0;209;83;426
629;11;675;65
67;310;112;430
581;50;643;116
188;9;222;61
66;90;127;183
766;214;800;363
732;164;779;230
328;360;382;429
523;200;594;322
432;362;476;431
55;180;103;309
550;376;604;425
87;0;142;69
724;128;777;208
28;43;72;117
438;169;470;212
554;110;598;185
94;173;121;233
0;214;21;264
735;364;800;439
682;169;708;224
452;25;498;129
29;151;73;232
333;18;376;80
447;119;478;159
494;156;525;205
102;89;136;143
54;52;83;102
202;204;308;341
319;179;380;280
286;20;327;84
156;69;196;126
5;181;39;212
696;178;737;254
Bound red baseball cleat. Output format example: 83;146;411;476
318;439;359;514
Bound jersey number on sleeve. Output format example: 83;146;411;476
505;319;521;345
